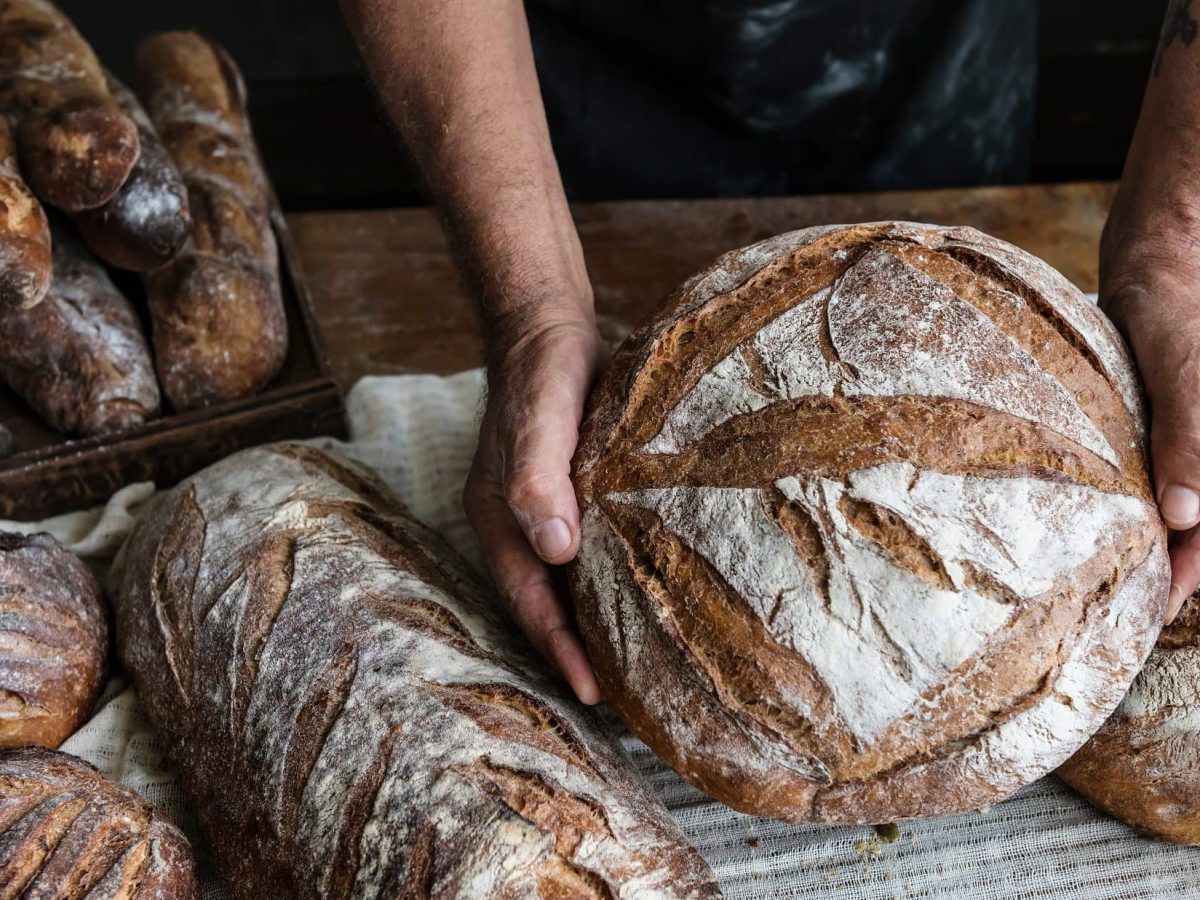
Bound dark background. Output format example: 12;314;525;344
60;0;1167;209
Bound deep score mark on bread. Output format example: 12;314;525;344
570;221;1170;824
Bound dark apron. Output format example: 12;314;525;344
527;0;1037;198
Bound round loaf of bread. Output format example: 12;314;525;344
1059;588;1200;843
0;533;107;749
570;221;1171;824
0;747;197;897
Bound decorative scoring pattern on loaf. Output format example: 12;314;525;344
115;443;719;899
0;532;106;750
0;747;197;897
571;221;1170;824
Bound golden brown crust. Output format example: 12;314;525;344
0;217;160;436
0;116;50;308
0;532;106;750
134;31;286;411
0;0;139;211
0;747;198;897
72;72;190;271
1060;588;1200;844
115;443;720;899
570;222;1168;824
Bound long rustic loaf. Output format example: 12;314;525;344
0;747;198;897
134;31;287;411
0;532;106;750
570;221;1170;824
1059;588;1200;843
115;443;720;898
0;116;50;309
0;218;159;436
73;72;190;272
0;0;139;211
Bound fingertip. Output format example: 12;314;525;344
532;516;577;564
1159;483;1200;530
1167;583;1185;624
545;625;601;705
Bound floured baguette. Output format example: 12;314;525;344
115;443;720;898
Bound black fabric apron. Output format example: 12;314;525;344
526;0;1037;199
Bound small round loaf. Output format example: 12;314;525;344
570;221;1170;824
0;747;197;897
1059;588;1200;843
0;532;107;749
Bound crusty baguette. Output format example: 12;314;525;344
0;116;50;309
0;747;198;898
0;0;139;211
72;72;190;271
0;218;160;436
0;532;106;750
134;32;286;411
115;443;720;899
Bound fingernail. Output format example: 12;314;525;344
1160;484;1200;528
533;517;571;559
1168;584;1184;622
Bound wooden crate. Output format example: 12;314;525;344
0;207;347;521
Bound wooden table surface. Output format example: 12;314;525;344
287;181;1117;388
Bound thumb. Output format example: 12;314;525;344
1149;371;1200;534
500;390;585;566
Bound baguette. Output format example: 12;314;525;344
0;218;160;436
0;116;50;308
0;532;106;750
0;747;198;897
115;443;720;899
134;32;286;411
0;0;139;211
72;72;190;271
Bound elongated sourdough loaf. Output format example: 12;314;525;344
1059;588;1200;843
0;747;197;897
134;31;287;411
115;443;719;898
570;221;1170;824
0;0;139;211
0;116;50;309
73;72;190;272
0;532;106;749
0;218;160;436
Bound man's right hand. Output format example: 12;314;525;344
464;313;606;704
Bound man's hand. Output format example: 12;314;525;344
341;0;603;698
464;316;605;704
1101;0;1200;621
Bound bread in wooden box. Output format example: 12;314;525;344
1060;588;1200;843
0;0;139;211
0;532;106;749
569;221;1170;824
0;217;160;436
72;71;190;272
0;746;197;897
114;443;720;899
0;116;50;309
134;31;287;411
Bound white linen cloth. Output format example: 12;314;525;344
8;371;1200;899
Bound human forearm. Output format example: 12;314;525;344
339;0;590;348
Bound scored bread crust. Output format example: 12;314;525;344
0;532;106;750
570;221;1169;824
134;31;287;411
115;443;720;899
0;747;197;898
1059;589;1200;844
0;116;51;309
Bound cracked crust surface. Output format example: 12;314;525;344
569;221;1170;824
115;443;719;899
0;746;197;898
